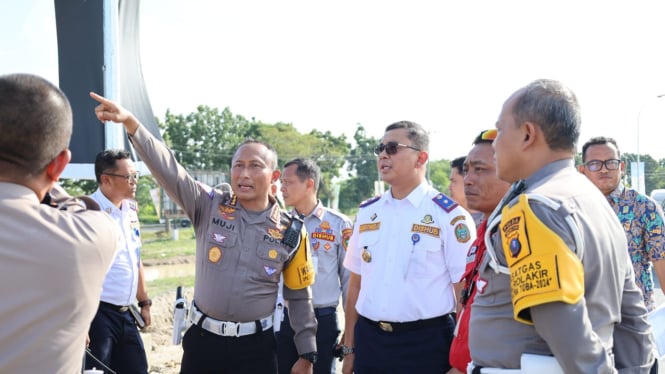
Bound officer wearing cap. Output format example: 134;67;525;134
277;158;353;374
342;120;475;373
90;92;318;373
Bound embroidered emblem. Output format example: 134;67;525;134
268;228;283;240
359;222;381;232
450;215;466;225
264;266;278;276
211;233;226;244
324;243;332;251
342;228;352;251
454;223;471;243
268;249;278;259
411;224;440;238
208;246;222;263
421;214;434;224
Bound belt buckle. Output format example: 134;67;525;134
378;321;393;332
119;306;129;313
221;321;240;337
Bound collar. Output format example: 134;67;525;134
385;181;430;208
523;158;574;190
91;188;136;214
0;182;40;204
294;200;325;221
607;183;625;203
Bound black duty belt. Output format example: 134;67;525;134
314;307;336;318
100;301;130;313
360;314;451;333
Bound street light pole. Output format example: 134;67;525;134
636;94;665;194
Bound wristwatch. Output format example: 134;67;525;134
299;351;318;364
341;345;355;356
138;299;152;308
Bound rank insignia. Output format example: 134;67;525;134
208;246;222;263
324;243;332;251
361;246;372;263
268;228;283;240
370;213;378;221
421;214;434;224
433;193;459;213
454;223;471;243
218;205;236;220
269;249;278;259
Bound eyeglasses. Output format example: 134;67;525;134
583;159;621;172
373;141;421;156
103;172;140;182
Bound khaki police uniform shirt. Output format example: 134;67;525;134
344;182;474;322
129;126;317;353
301;201;353;308
0;182;119;373
469;159;656;373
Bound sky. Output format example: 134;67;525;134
2;0;665;163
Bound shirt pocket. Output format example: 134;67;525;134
204;230;238;272
412;236;444;277
252;243;289;283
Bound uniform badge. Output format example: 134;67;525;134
264;266;277;276
268;228;283;240
433;193;459;212
450;215;466;225
476;278;488;294
342;228;352;251
313;241;320;250
454;223;471;243
421;215;434;224
218;205;236;220
361;246;372;263
370;213;378;221
324;243;332;251
268;249;278;259
509;237;522;257
359;222;381;232
211;233;226;244
208;246;222;263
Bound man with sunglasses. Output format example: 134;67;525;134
579;136;665;311
342;121;475;373
86;149;150;374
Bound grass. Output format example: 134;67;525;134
147;275;195;297
141;226;197;296
141;227;196;261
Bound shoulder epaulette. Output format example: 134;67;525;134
359;195;381;208
433;193;458;213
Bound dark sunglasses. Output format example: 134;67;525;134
583;159;621;172
373;141;421;156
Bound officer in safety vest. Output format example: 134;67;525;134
468;79;657;373
90;92;318;373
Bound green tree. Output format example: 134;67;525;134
428;159;451;193
160;106;254;172
340;124;379;209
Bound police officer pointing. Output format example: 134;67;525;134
90;92;318;373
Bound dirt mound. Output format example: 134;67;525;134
145;287;194;374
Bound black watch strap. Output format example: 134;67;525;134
299;351;318;364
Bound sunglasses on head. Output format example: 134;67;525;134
373;141;421;156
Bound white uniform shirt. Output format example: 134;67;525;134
344;182;474;322
91;189;142;306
